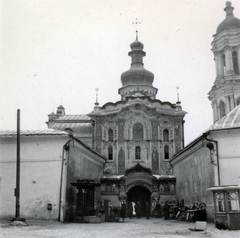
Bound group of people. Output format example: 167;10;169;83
120;201;150;222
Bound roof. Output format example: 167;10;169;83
210;105;240;130
207;185;240;191
101;175;124;180
0;129;68;137
72;136;106;161
55;114;91;121
51;122;92;135
48;114;93;136
153;175;176;180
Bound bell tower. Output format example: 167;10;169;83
208;1;240;122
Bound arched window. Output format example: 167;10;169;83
133;123;143;140
108;146;113;160
221;54;226;75
232;51;239;75
164;145;169;160
135;146;141;160
219;101;225;118
108;129;113;142
163;129;169;142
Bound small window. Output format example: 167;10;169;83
133;123;143;140
108;129;113;142
108;146;113;160
135;146;141;160
164;145;169;160
232;51;239;75
215;192;225;212
228;191;240;211
163;129;169;142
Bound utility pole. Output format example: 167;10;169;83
15;109;20;218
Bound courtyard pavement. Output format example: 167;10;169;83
0;217;240;238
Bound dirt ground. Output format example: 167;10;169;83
0;218;240;238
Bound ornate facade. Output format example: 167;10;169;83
209;2;240;122
47;33;186;214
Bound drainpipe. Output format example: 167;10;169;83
203;132;221;186
58;140;71;222
15;109;20;219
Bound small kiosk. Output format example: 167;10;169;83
207;185;240;230
71;179;101;223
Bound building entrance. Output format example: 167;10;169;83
127;186;151;217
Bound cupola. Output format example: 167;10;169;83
216;1;240;33
118;32;157;101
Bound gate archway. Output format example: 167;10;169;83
127;186;151;217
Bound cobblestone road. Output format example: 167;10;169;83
1;218;240;238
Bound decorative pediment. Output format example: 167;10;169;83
125;163;152;176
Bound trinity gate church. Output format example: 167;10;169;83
47;32;186;219
1;2;240;223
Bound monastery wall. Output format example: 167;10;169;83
0;135;68;219
172;140;215;222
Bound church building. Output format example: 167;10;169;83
1;1;239;223
47;32;187;215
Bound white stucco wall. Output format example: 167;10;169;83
211;129;240;186
0;134;69;220
171;128;240;222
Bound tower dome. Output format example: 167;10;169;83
216;1;240;33
119;32;157;101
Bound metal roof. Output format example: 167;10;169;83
210;105;240;130
0;129;68;137
55;114;91;121
51;122;92;135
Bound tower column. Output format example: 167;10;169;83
230;95;235;109
225;96;231;114
237;47;240;74
225;47;234;75
215;52;224;77
217;104;221;121
213;101;218;122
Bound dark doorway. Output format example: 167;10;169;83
127;186;151;217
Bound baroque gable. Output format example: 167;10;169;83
124;112;152;140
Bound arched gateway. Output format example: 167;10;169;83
127;186;151;217
118;164;159;217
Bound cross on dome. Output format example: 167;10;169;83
132;18;141;40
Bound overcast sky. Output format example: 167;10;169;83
1;0;240;145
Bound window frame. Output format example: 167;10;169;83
108;145;113;160
135;146;141;160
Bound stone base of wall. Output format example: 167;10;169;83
84;216;101;223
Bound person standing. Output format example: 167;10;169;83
146;202;150;219
120;201;126;222
135;201;141;219
163;201;169;220
128;202;133;219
